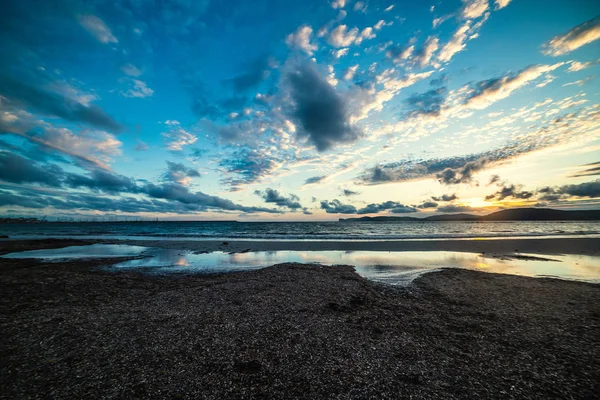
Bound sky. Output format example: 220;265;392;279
0;0;599;221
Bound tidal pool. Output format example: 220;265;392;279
3;244;599;285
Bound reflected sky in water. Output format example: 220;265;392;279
3;245;598;286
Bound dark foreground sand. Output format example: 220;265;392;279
1;248;599;399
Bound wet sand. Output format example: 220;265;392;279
1;240;599;399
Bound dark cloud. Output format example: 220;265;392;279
436;205;476;213
65;169;139;194
436;158;489;185
163;161;200;184
417;201;438;209
189;147;209;160
134;141;149;151
430;74;448;87
485;184;534;201
254;188;302;210
342;188;360;196
431;194;458;202
304;175;327;185
0;152;63;187
223;57;271;92
0;76;122;133
286;63;361;152
219;148;277;187
570;161;600;178
558;180;600;198
143;182;281;214
320;199;357;214
357;201;417;215
404;87;446;117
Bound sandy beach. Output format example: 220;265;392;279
2;236;600;257
1;238;599;399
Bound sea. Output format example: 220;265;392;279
2;220;600;284
1;220;599;241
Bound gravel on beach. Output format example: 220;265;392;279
1;251;599;399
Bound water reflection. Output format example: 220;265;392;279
2;245;599;285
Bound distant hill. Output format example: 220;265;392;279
339;208;600;222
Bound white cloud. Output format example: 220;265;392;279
461;63;565;110
542;16;600;56
438;23;470;62
332;48;350;58
384;5;395;12
355;27;376;45
354;2;367;12
77;15;118;44
327;25;360;47
122;79;154;98
494;0;512;10
567;60;599;72
414;36;440;68
162;122;197;151
286;25;318;55
460;0;489;20
432;15;451;29
343;65;359;81
331;0;346;9
121;64;142;77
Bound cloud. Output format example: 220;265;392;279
163;161;200;185
304;175;327;185
343;65;359;81
219;148;279;187
162;121;197;151
77;15;118;44
0;116;122;170
542;16;600;56
460;0;489;20
0;76;122;133
413;37;439;68
331;0;346;9
567;60;599;72
320;199;357;214
121;64;143;77
436;157;489;185
558;180;600;198
404;87;447;117
286;63;361;151
461;63;564;109
223;58;271;92
357;138;556;186
431;194;458;202
327;25;359;47
255;188;302;210
143;182;282;214
134;140;149;151
342;188;360;196
494;0;512;10
0;152;63;187
122;79;154;98
417;201;438;209
570;161;600;178
65;169;139;194
286;25;318;55
438;22;470;62
387;42;415;64
357;201;417;214
485;184;534;201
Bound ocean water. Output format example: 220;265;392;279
0;220;599;241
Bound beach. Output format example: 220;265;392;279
1;238;599;399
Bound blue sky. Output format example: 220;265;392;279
0;0;599;220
